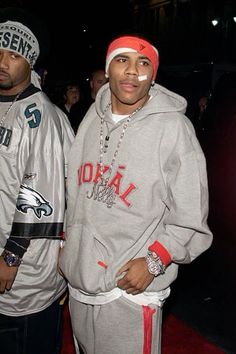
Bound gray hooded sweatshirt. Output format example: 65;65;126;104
60;82;212;297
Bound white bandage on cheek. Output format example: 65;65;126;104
138;75;147;81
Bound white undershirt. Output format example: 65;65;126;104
111;113;128;123
111;96;153;123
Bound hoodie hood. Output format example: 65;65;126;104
95;82;187;123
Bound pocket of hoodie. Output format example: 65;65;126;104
59;223;110;294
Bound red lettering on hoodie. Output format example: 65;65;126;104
108;172;122;194
82;163;93;182
119;183;136;207
93;164;109;183
78;162;137;207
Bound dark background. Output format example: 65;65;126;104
1;1;236;352
2;0;234;147
1;0;134;81
2;0;236;84
1;0;236;135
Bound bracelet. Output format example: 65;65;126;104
145;251;165;277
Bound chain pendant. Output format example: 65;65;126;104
103;136;109;153
87;101;145;208
86;178;116;208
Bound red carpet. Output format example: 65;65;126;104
161;314;225;354
60;305;225;354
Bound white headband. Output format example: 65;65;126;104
0;20;40;67
105;47;136;77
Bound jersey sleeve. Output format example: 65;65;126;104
5;100;72;258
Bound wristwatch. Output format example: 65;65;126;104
145;251;165;277
1;250;22;267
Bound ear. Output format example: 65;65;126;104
105;73;109;79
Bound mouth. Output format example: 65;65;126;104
120;80;139;92
0;71;9;80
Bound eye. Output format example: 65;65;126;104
139;59;150;67
10;52;21;59
115;55;127;63
118;58;127;63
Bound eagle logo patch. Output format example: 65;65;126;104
16;184;53;219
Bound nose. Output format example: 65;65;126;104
0;52;9;69
125;59;139;76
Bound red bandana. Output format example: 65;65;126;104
106;36;159;80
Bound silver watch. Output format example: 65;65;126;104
1;250;22;267
145;251;165;277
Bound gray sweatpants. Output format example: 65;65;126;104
69;295;163;354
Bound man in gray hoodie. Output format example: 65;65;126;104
60;34;213;354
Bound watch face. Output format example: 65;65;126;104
3;253;21;267
6;254;16;266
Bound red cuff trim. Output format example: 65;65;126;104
148;241;171;266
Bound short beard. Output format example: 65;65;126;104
0;82;13;90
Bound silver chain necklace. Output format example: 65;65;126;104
99;103;143;181
0;89;25;127
87;102;144;208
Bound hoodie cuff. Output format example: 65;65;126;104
148;241;171;267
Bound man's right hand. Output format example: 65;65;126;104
0;257;18;293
